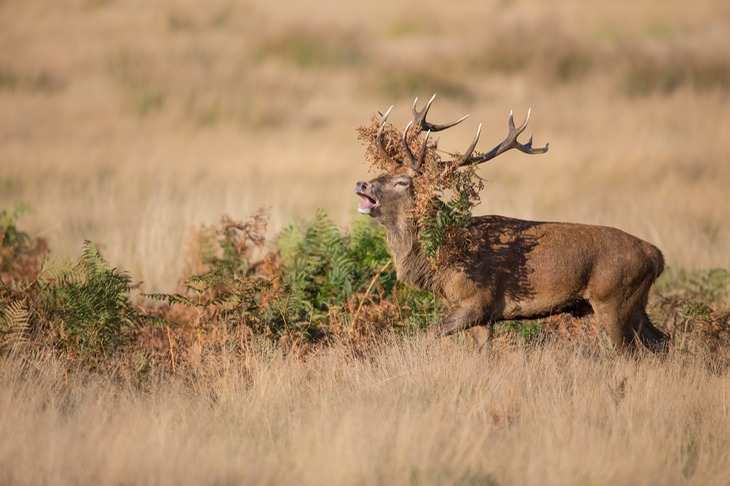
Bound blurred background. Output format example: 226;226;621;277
1;0;728;291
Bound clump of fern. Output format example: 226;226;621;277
273;210;396;338
36;241;157;358
274;211;446;342
146;210;272;334
2;238;158;360
143;210;437;353
1;202;33;251
1;203;48;354
0;202;48;290
0;205;440;364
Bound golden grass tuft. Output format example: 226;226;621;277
2;339;730;485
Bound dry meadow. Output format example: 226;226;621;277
2;340;730;485
2;0;730;484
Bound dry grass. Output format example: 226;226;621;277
2;339;730;485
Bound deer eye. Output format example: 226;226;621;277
395;180;409;188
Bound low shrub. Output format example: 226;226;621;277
1;205;729;371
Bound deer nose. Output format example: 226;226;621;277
355;181;368;193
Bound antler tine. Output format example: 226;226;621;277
509;107;531;134
402;121;417;167
459;124;482;165
416;130;431;172
376;105;400;166
449;108;548;168
402;121;431;173
412;94;436;120
436;124;482;170
412;94;470;132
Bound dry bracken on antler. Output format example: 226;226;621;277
356;98;483;264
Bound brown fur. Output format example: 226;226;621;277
355;172;669;353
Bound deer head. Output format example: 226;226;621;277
355;95;549;227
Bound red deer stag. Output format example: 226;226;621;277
355;95;668;352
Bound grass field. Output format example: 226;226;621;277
2;0;730;484
3;340;730;485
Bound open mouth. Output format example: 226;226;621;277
356;192;378;214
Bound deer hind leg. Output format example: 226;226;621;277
592;279;663;352
623;278;669;353
590;299;639;352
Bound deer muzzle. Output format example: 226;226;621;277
355;181;378;215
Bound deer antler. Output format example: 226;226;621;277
443;109;549;168
375;105;399;166
404;95;470;173
376;95;469;173
401;121;430;173
412;94;470;133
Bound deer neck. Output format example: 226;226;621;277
381;216;441;295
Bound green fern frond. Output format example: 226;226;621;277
0;202;33;247
143;292;196;307
80;240;111;275
0;298;30;352
34;240;154;357
38;257;86;286
196;226;220;265
276;223;305;265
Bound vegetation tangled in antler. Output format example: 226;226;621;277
357;114;483;265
